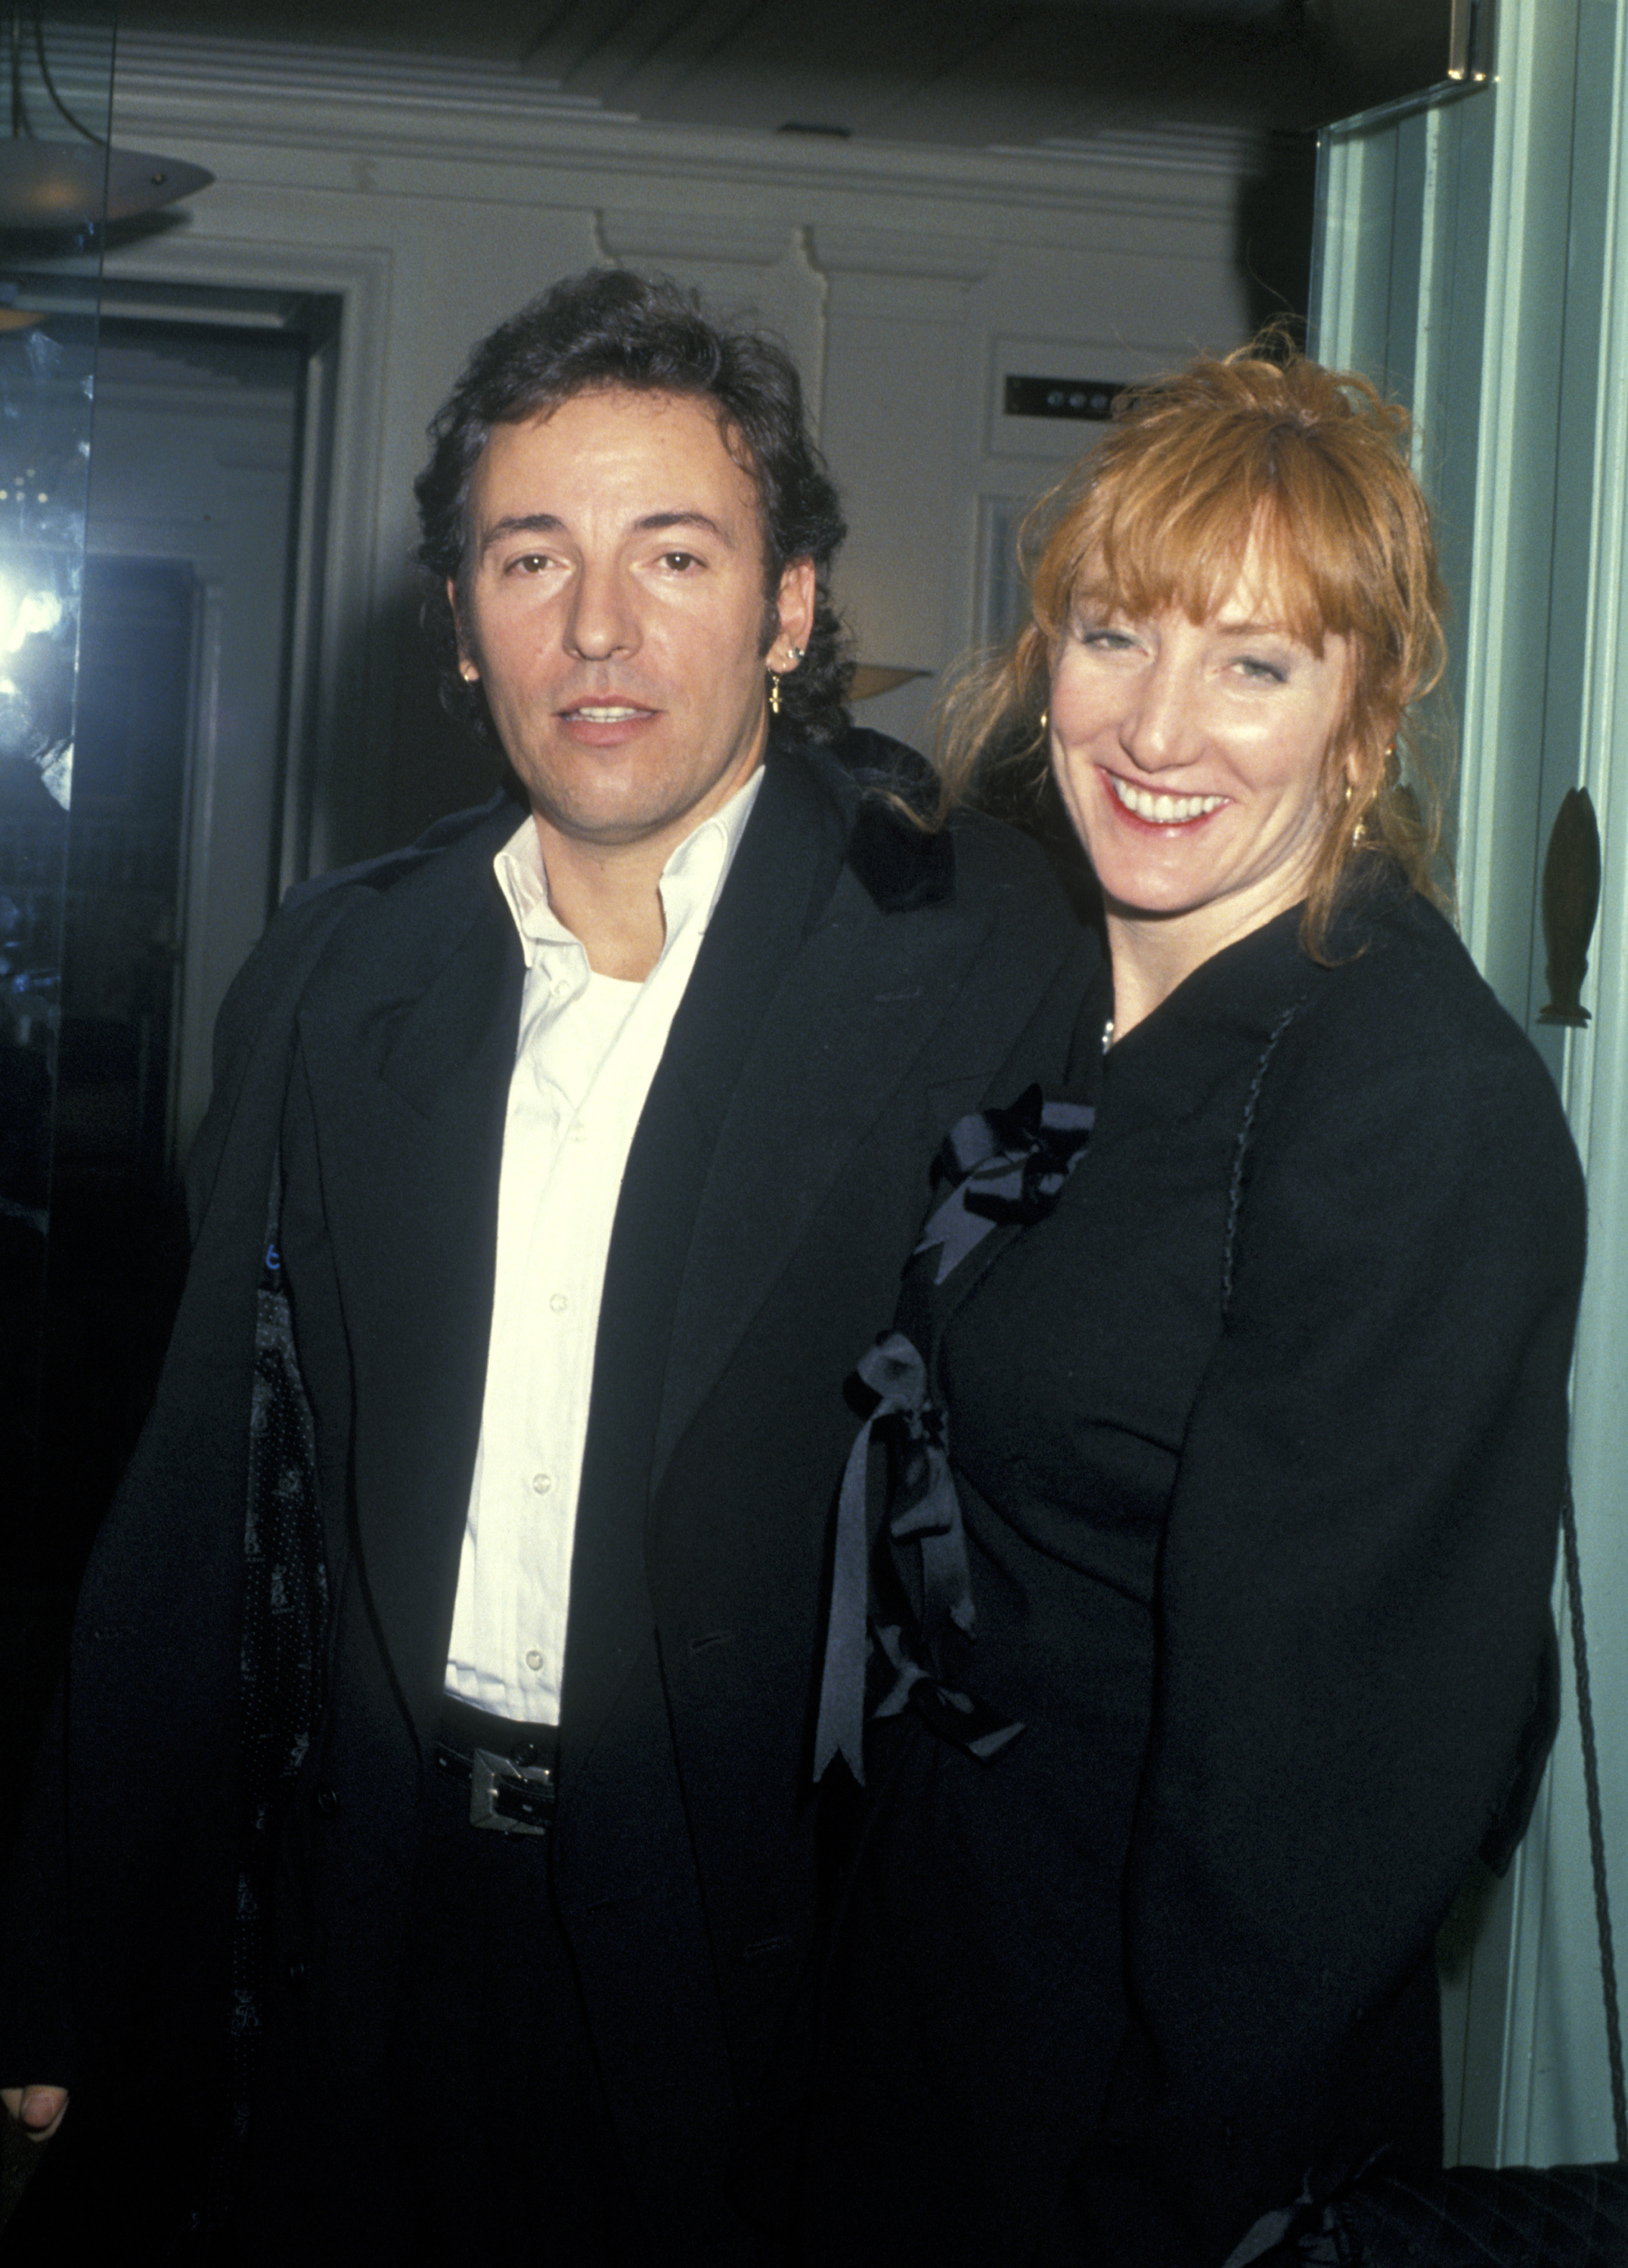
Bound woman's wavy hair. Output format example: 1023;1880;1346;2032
414;267;851;742
938;338;1450;955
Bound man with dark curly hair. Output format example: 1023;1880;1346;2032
2;270;1096;2262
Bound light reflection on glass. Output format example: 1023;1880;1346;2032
0;3;115;1559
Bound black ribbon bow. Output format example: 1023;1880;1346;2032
812;1091;1095;1784
914;1085;1096;1284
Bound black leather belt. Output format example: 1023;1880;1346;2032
433;1696;559;1836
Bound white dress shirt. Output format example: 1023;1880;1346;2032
443;768;764;1722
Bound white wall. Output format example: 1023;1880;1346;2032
107;35;1280;868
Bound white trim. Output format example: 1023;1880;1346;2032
97;231;394;882
1454;5;1542;974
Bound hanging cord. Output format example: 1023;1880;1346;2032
1559;1476;1628;2161
32;5;101;144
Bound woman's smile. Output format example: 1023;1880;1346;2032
1102;772;1230;826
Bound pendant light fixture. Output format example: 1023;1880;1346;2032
0;4;212;232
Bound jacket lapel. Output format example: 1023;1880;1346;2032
648;831;996;1492
296;807;525;1752
557;750;845;1764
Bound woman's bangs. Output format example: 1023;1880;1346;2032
1237;507;1357;654
1084;476;1349;651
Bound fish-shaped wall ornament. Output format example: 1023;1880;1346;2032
1538;785;1602;1027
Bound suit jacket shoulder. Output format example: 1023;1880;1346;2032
1250;874;1584;1231
208;793;521;1086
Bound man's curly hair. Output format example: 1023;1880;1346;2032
415;268;851;743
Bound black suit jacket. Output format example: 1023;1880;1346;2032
2;733;1099;2257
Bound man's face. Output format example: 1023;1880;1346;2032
453;386;815;861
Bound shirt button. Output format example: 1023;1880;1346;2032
525;1648;544;1671
569;1123;589;1144
531;1472;554;1495
549;1292;568;1313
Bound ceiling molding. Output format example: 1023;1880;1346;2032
113;32;619;120
1015;123;1312;173
109;33;1274;243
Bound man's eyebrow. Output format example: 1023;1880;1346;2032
479;513;563;557
636;510;736;546
477;508;738;556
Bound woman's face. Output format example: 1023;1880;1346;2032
1049;550;1353;971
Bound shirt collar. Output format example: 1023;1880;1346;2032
493;764;766;972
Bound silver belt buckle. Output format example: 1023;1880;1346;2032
470;1748;555;1836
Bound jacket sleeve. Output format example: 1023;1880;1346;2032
0;882;361;2095
1090;982;1586;2263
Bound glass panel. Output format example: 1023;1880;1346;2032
0;2;112;1569
38;319;307;1570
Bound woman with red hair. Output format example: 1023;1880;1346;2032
801;346;1586;2268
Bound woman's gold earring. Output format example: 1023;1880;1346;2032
769;672;782;717
1040;707;1050;733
